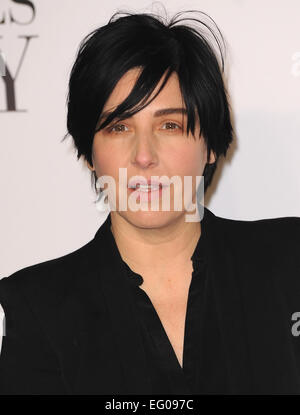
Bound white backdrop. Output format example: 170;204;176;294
0;0;299;278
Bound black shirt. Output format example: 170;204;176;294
121;223;229;395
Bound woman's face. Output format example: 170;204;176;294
89;68;215;228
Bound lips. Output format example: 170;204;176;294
129;184;162;192
128;183;164;202
128;177;169;189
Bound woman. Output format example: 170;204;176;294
0;10;299;395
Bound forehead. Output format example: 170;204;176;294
102;68;184;113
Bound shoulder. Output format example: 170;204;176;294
211;209;300;267
209;209;300;305
0;236;97;318
0;214;112;327
211;209;300;252
1;235;95;286
0;234;101;371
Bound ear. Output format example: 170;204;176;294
86;160;95;172
208;150;216;164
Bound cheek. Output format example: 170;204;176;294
170;145;206;177
92;141;123;176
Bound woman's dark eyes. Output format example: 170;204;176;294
107;122;181;133
108;124;127;133
161;122;181;130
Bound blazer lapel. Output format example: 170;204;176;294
88;213;153;394
202;208;254;393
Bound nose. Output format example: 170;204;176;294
131;134;159;169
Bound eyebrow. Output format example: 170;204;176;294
98;107;187;122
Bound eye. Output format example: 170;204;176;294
107;123;129;133
105;121;182;134
161;122;181;131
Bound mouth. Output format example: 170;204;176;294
127;183;167;203
127;183;163;192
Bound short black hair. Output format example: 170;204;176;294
63;8;234;194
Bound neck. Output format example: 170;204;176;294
110;212;201;288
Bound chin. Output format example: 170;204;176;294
120;209;183;229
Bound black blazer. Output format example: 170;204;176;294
0;206;300;395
